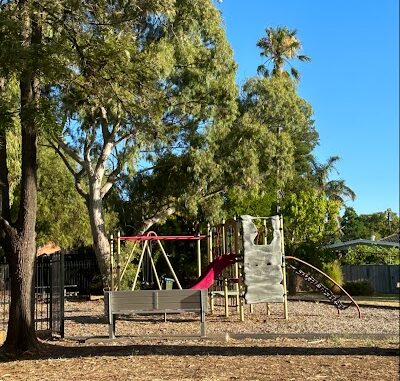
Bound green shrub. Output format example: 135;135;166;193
343;280;375;296
323;260;343;292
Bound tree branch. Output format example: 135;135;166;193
138;204;176;235
48;140;89;200
52;136;86;167
0;216;17;242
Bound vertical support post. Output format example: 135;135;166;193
116;231;121;291
238;262;245;322
222;219;226;255
207;223;213;263
200;290;207;337
280;215;289;320
233;219;240;312
224;278;229;317
197;237;201;278
208;224;215;313
110;234;114;292
59;251;65;338
263;220;270;315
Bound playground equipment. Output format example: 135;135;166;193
110;231;206;291
206;215;288;320
109;215;289;322
285;256;361;318
107;214;361;337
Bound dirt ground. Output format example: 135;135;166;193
0;299;399;381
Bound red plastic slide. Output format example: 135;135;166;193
190;254;237;289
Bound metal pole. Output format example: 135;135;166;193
120;241;138;283
197;237;202;278
132;241;147;290
110;234;114;291
116;231;121;291
146;244;162;290
156;239;182;289
208;224;213;263
222;219;226;255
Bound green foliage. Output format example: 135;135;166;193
290;242;337;269
341;207;399;241
5;129;20;209
343;280;375;296
323;260;343;288
36;146;92;248
47;0;238;243
341;207;369;240
224;186;276;220
342;245;399;265
282;187;341;245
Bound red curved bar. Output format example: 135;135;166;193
118;231;207;241
285;255;362;319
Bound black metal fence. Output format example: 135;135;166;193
0;250;101;338
64;253;100;296
33;252;65;335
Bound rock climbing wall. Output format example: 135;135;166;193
241;215;284;304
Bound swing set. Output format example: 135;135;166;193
109;231;206;292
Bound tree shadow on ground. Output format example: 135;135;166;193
0;342;398;362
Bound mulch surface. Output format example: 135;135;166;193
0;299;399;380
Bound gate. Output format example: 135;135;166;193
0;253;65;338
49;251;64;337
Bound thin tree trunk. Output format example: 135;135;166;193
87;179;111;287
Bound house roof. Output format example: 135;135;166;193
37;242;61;256
324;237;399;251
380;232;400;244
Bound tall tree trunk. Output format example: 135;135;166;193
1;120;40;355
2;227;39;354
87;178;111;287
0;3;41;355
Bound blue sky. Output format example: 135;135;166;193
217;0;399;216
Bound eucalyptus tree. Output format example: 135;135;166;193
257;26;310;80
0;0;45;354
221;76;318;213
46;0;237;284
36;147;94;249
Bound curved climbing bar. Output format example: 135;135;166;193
285;256;362;318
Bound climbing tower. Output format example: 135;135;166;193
241;215;288;318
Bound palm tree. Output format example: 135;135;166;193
311;156;356;204
257;26;311;80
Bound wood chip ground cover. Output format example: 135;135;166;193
0;300;399;380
